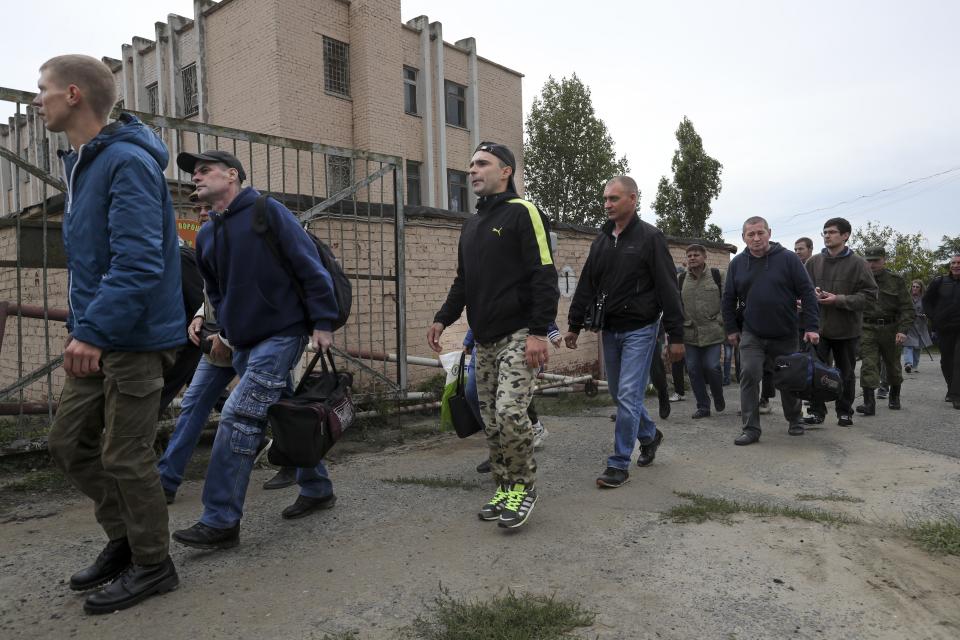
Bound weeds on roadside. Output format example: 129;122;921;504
405;586;595;640
2;468;72;493
795;493;864;503
666;492;857;526
907;515;960;556
534;392;614;416
382;476;484;491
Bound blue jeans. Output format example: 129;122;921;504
157;356;236;495
685;343;724;412
200;335;333;529
723;343;734;383
464;347;484;426
602;322;659;470
901;346;920;369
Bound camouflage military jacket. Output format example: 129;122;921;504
863;269;914;333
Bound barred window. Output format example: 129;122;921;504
445;81;466;127
403;66;418;115
406;160;421;206
447;169;468;212
146;83;159;114
328;155;353;196
323;36;350;97
181;63;198;116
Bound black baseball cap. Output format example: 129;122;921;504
474;141;516;193
176;150;246;183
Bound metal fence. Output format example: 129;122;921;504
0;86;408;450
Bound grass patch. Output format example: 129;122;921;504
665;492;858;526
382;476;484;491
795;492;864;503
2;467;72;493
907;515;960;556
406;587;595;640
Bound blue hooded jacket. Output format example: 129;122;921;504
60;114;186;351
195;187;338;349
721;241;819;340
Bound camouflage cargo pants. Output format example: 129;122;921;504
860;325;903;389
475;330;537;486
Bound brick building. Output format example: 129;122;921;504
1;0;523;215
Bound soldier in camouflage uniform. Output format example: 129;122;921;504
429;142;559;530
856;247;915;415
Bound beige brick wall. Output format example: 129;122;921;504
477;61;525;191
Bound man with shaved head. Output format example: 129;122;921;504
566;176;684;488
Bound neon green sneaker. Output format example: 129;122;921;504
478;485;510;521
498;483;538;529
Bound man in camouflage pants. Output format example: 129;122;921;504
856;246;915;415
429;142;559;530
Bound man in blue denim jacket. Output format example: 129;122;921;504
171;150;340;550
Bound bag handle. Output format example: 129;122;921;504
295;348;339;394
455;350;468;395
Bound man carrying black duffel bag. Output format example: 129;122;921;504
722;217;821;446
172;150;341;551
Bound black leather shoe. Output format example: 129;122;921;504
596;466;629;488
70;538;131;591
803;414;824;425
173;522;239;550
164;490;176;505
282;494;337;519
888;385;901;410
691;409;711;419
476;459;492;474
788;423;805;436
636;429;663;467
714;395;726;413
658;393;671;420
83;556;179;615
735;430;760;446
262;467;297;490
953;399;960;410
838;414;854;427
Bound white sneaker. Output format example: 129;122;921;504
669;392;684;402
532;421;548;449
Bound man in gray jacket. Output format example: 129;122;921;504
804;217;878;426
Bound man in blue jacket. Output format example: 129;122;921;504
722;216;820;445
36;55;185;614
172;150;340;550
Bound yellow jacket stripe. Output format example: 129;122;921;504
508;198;553;266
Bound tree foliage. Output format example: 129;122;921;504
933;234;960;270
851;221;937;284
524;74;630;227
652;117;724;242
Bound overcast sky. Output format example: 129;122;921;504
3;0;957;250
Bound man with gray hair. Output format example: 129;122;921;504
722;217;820;445
566;176;685;487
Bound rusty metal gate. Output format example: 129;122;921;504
0;86;408;451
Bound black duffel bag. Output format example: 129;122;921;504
446;351;483;438
773;345;842;402
267;350;355;468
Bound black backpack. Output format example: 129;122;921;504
252;195;352;331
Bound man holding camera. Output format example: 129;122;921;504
565;176;684;488
804;217;878;426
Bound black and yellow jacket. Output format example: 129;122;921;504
434;191;559;344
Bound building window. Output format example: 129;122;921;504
403;66;418;115
447;169;468;212
323;36;350;97
445;81;466;127
327;155;353;196
146;83;159;114
406;160;421;206
181;63;199;116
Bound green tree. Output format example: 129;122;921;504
652;117;724;242
851;221;936;284
523;74;630;227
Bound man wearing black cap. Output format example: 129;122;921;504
429;142;559;530
856;247;913;415
170;150;341;550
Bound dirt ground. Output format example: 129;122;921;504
1;359;959;640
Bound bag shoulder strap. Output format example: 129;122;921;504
254;194;310;314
